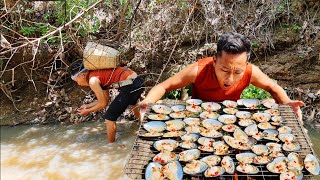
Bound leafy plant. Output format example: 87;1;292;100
241;84;272;100
292;25;301;32
20;26;37;36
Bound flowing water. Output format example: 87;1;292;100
1;121;320;180
1;121;139;180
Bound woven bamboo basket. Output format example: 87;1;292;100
83;42;120;70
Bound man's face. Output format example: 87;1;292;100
73;73;88;86
214;51;247;90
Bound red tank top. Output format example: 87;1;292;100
192;57;252;101
88;67;134;87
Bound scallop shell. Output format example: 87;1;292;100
223;136;240;149
236;164;259;174
153;139;179;152
148;114;170;121
197;137;215;146
222;124;239;132
144;121;167;133
171;105;186;112
218;114;237;124
278;126;292;134
304;154;320;175
141;132;164;137
238;119;255;127
200;111;219;119
183;118;201;126
202;119;223;130
280;170;303;180
269;151;285;158
200;155;221;167
263;129;280;141
162;160;183;180
186;105;202;113
237;99;244;106
271;116;284;123
267;157;288;173
204;166;225;177
165;120;185;131
264;109;280;116
282;142;301;152
163;131;186;138
200;128;223;138
278;134;296;143
252;112;271;122
145;162;164;180
223;108;238;115
252;132;266;141
179;149;201;162
212;141;229;155
198;145;215;152
253;155;273;165
244;124;258;136
186;99;203;105
185;125;201;133
236;153;257;164
238;137;257;150
251;144;270;155
179;141;197;149
221;156;235;174
242;99;260;109
201;102;221;111
169;112;186;119
287;152;303;171
266;142;282;152
180;133;199;142
222;100;237;108
258;122;276;130
263;102;279;109
183;160;208;175
152;104;172;114
234;128;249;143
236;111;251;119
153;151;178;164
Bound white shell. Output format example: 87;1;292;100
183;118;201;126
280;170;303;180
282;142;301;152
304;154;320;175
238;119;255;127
212;141;229;155
186;105;202;113
165;120;185;131
266;142;282;152
153;151;178;164
169;112;186;119
223;108;238;115
183;160;208;175
148;114;170;121
185;125;201;133
287;152;303;171
263;102;279;109
251;144;270;155
200;155;221;167
242;98;260;109
153;139;179;152
163;131;186;138
236;164;259;174
180;133;199;142
197;137;215;146
244;124;259;136
204;166;225;177
186;99;203;105
278;133;296;143
278;126;292;134
258;122;276;130
201;119;223;130
200;128;223;138
222;100;237;108
221;156;235;174
253;155;273;165
201;102;221;111
152;104;172;114
267;157;288;173
236;153;257;164
252;112;271;122
200;111;220;119
222;124;239;132
218;114;237;124
179;141;197;149
179;149;201;162
171;105;186;112
162;161;183;180
198;145;214;152
235;111;251;119
264;109;280;116
234;128;249;143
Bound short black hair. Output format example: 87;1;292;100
216;32;251;60
69;62;86;76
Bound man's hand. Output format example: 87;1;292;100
77;108;90;116
285;100;305;122
138;100;148;122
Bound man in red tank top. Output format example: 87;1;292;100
140;32;304;121
71;66;144;143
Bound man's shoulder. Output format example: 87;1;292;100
197;57;215;66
